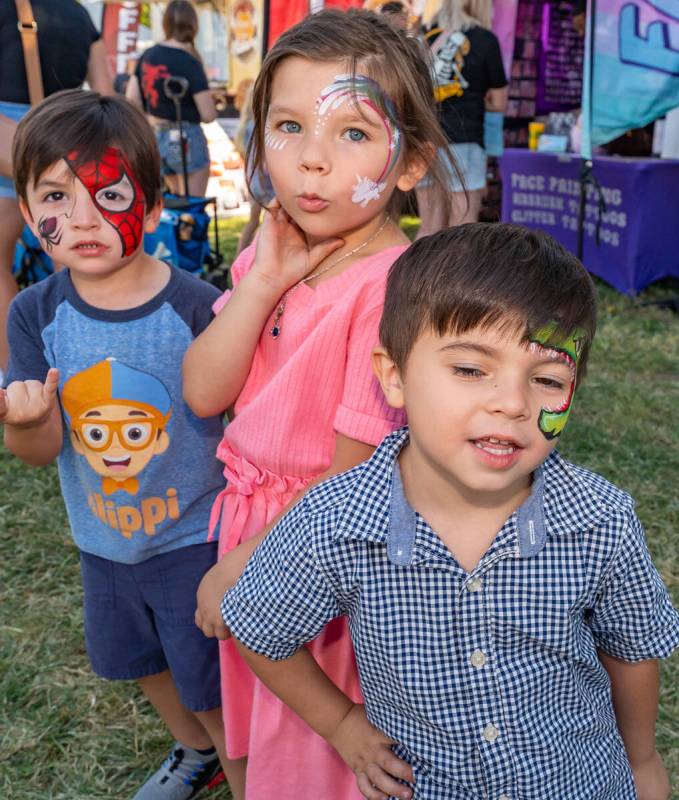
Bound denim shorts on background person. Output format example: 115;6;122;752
0;101;31;199
80;541;221;712
155;121;210;177
419;141;488;192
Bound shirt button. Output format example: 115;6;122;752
467;577;483;592
498;795;511;800
470;649;487;668
482;723;499;743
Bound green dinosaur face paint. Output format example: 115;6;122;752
528;323;585;440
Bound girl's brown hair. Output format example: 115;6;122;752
247;8;461;218
163;0;201;61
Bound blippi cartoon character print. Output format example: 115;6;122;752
62;357;171;497
62;358;180;539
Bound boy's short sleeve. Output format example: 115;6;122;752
590;512;679;661
5;295;50;385
220;499;342;660
212;244;257;315
334;303;405;446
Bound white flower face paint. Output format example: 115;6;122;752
352;175;387;208
314;74;401;207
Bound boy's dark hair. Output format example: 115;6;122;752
380;223;597;380
13;89;162;210
380;2;406;14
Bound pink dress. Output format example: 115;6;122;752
209;243;407;799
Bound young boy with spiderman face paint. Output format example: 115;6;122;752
220;224;679;800
0;90;247;800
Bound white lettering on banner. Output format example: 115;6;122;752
511;209;556;225
509;170;625;247
511;172;545;190
119;8;137;29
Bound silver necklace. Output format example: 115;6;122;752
270;214;390;339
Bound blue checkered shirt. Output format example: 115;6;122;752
221;427;679;800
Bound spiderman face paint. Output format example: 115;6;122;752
65;147;145;257
528;323;584;440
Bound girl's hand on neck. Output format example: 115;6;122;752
251;199;344;295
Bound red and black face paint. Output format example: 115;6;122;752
64;147;146;257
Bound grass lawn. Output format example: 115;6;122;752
1;215;678;798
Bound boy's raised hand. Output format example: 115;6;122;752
328;704;414;800
0;368;59;427
253;199;344;291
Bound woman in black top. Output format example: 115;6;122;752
126;0;216;197
416;0;507;235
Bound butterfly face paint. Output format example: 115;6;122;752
315;74;401;207
529;323;584;440
64;147;146;257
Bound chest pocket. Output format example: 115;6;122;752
488;540;597;660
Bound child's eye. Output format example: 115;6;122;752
43;191;65;203
280;120;302;134
452;366;484;378
343;128;368;142
533;376;567;390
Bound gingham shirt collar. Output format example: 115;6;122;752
333;427;618;563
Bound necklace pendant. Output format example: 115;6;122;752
271;324;281;338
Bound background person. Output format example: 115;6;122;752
0;0;112;376
126;0;217;198
416;0;508;235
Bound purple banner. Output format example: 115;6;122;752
536;1;584;113
500;148;679;294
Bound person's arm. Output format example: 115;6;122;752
485;86;508;112
85;39;114;95
599;653;669;800
125;74;144;110
1;369;63;466
193;89;217;124
195;432;375;638
0;114;18;178
183;201;343;417
234;642;414;800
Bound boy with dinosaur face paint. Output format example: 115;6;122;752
218;224;679;800
1;91;247;799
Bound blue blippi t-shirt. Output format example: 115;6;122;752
5;267;225;564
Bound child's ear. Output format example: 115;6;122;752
396;145;434;193
372;346;405;409
18;198;37;234
143;200;164;234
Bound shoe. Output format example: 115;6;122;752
133;743;223;799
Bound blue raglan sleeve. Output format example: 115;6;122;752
5;291;51;386
590;511;679;661
170;269;222;338
220;498;343;660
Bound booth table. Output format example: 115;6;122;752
499;148;679;294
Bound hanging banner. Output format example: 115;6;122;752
227;0;265;96
536;1;584;113
102;2;140;77
267;0;362;49
582;0;679;157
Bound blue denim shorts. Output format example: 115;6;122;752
155;121;210;177
420;141;488;192
80;542;220;712
0;101;31;199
